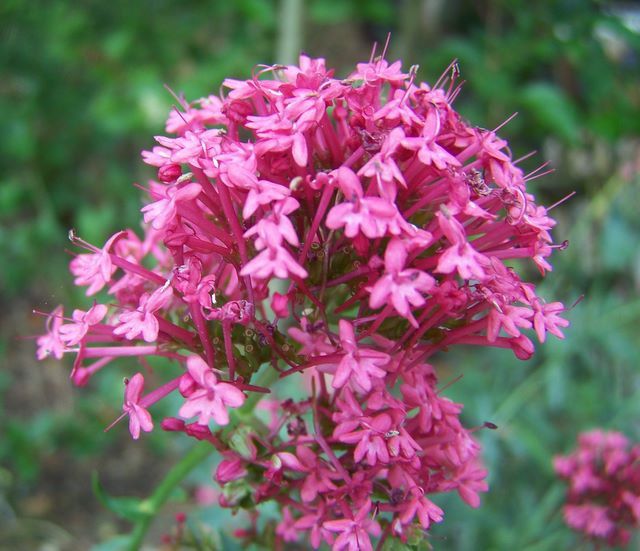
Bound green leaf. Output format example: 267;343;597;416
521;83;581;144
92;472;151;522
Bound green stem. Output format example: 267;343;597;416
126;441;212;551
126;365;280;550
275;0;303;65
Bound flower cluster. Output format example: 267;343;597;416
554;430;640;547
37;52;568;548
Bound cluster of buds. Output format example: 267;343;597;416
554;430;640;547
36;50;568;549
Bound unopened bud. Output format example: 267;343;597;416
158;163;182;183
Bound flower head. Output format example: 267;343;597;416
36;50;570;548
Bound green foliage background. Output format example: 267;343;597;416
1;0;639;549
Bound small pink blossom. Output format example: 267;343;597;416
323;500;381;551
368;238;435;327
113;284;173;342
141;182;202;230
532;300;569;343
332;320;389;393
69;232;122;296
239;243;308;280
435;211;488;281
486;303;532;342
122;373;154;439
335;411;396;466
289;318;335;357
59;303;108;346
178;355;245;426
397;489;444;530
36;306;65;360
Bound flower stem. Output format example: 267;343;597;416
126;440;212;551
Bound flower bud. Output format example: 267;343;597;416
216;457;247;484
158;163;182;183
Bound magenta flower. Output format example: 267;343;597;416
178;355;245;426
435;211;488;281
294;503;334;549
323;500;381;551
240;243;308;280
401;108;461;170
397;489;444;530
293;445;339;503
486;304;532;342
69;232;122;296
334;411;398;466
331;320;389;393
368;238;435;327
122;373;154;440
113;284;173;342
36;306;65;360
141;182;202;231
532;300;569;342
59;303;108;346
288;318;335;357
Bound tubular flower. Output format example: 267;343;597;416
36;51;569;549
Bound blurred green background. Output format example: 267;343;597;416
1;0;639;549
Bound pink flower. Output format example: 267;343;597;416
70;232;122;296
435;211;488;281
36;306;65;360
332;320;389;393
401;108;461;170
564;504;615;539
325;167;409;239
243;197;301;249
294;503;334;549
289;319;335;357
141;182;202;230
455;461;489;507
323;500;381;551
532;300;569;343
276;507;300;543
113;284;173;342
294;445;339;502
358;127;406;200
122;373;154;439
326;196;406;239
368;238;435;327
242;179;291;219
178;355;245;426
239;244;308;280
59;303;108;346
486;303;532;342
335;411;396;466
270;292;289;318
397;489;444;530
